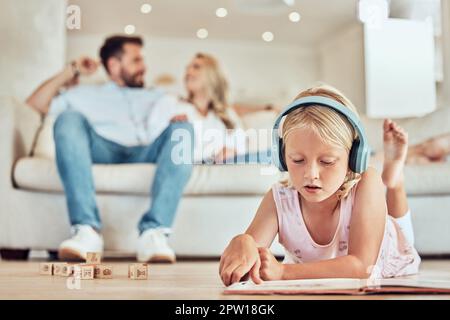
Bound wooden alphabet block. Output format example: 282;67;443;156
73;264;94;280
86;252;102;265
39;263;53;275
128;263;148;280
51;263;73;277
81;265;94;279
94;265;113;279
53;263;67;276
60;264;73;277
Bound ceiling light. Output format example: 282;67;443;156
140;4;152;14
197;28;209;39
124;25;136;35
262;31;274;42
289;11;301;22
216;7;228;18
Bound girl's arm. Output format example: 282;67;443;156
245;189;279;247
219;189;279;285
279;167;387;280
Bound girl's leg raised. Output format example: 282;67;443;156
382;119;409;218
382;119;415;244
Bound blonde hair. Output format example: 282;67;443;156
187;53;235;129
281;84;361;200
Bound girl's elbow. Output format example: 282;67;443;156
349;256;372;279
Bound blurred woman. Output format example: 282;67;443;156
174;53;272;164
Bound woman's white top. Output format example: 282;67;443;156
174;100;247;163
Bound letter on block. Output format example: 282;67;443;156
94;265;113;279
53;263;67;276
52;263;73;277
73;264;95;280
128;263;148;280
86;252;102;265
39;263;53;275
60;264;73;277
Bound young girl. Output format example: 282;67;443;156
219;85;421;286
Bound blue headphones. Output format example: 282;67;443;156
271;96;370;174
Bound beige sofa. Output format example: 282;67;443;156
1;96;450;259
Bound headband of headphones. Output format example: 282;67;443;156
271;95;370;173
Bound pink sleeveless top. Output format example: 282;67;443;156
272;183;421;279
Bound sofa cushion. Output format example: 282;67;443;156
33;116;56;159
28;108;450;196
14;157;450;196
402;163;450;195
13;157;285;196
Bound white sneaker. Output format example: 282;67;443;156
58;225;104;261
137;228;176;263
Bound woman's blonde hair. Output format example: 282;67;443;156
187;53;235;129
281;84;361;199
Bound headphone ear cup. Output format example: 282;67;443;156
348;138;370;174
280;140;287;171
349;139;360;173
278;138;287;171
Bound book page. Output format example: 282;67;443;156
376;278;450;289
225;278;363;294
224;277;450;295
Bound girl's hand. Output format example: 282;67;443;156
219;234;263;286
258;247;284;281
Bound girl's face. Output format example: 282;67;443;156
185;57;207;95
285;127;350;203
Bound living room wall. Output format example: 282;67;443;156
318;0;450;116
318;23;366;114
439;0;450;107
0;0;67;100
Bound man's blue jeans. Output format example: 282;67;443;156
53;110;194;234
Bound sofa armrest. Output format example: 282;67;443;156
0;96;42;191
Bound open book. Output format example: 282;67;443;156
224;278;450;295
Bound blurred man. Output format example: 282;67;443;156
26;35;193;263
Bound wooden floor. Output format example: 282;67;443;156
1;259;450;300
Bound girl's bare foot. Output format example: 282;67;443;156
382;119;408;189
